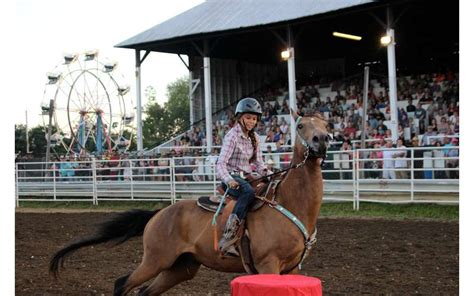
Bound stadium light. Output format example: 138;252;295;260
332;32;362;41
380;35;392;46
281;49;291;60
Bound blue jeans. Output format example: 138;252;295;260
222;175;255;220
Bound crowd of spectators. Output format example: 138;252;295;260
16;71;459;181
169;70;458;151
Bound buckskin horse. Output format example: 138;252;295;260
49;109;329;295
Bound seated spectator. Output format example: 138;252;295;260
374;108;385;121
421;125;438;146
272;126;283;143
343;121;357;137
437;117;450;134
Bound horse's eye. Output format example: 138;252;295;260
297;124;303;129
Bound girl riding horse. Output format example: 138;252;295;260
216;97;272;256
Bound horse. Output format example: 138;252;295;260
49;109;329;295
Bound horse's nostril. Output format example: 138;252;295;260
313;136;319;143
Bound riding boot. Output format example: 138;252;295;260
218;214;241;256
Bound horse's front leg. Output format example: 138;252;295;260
254;255;281;274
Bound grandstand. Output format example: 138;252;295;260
115;0;457;155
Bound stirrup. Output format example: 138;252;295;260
223;245;240;257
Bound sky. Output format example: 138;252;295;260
13;0;205;127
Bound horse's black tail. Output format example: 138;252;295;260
49;209;159;278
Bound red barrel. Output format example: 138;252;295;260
231;274;322;296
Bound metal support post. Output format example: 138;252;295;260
135;50;144;152
204;53;213;153
92;158;98;205
288;47;297;146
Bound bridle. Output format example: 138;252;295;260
246;116;328;185
293;116;328;168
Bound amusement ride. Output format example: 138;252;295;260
41;51;135;158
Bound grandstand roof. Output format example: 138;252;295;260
116;0;458;73
116;0;375;48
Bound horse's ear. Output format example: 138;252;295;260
290;108;299;121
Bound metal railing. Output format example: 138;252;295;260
15;146;459;209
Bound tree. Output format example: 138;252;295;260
142;77;190;149
15;124;50;157
165;77;190;134
29;125;48;157
15;124;27;155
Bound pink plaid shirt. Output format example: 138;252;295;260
216;123;267;184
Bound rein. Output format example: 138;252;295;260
243;116;326;186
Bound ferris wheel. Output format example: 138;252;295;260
41;50;135;156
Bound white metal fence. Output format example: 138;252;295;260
15;146;459;209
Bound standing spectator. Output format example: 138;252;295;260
339;139;353;180
157;154;170;181
415;103;427;126
205;148;219;181
410;136;424;179
368;142;383;179
445;138;459;179
393;139;408;179
382;140;396;179
406;99;416;113
121;155;132;181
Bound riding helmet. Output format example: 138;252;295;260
235;97;263;119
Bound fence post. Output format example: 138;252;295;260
15;163;19;207
171;158;176;204
53;163;57;201
353;150;359;211
130;160;134;200
91;158;98;205
410;147;414;202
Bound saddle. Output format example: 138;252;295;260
197;172;276;214
196;172;284;273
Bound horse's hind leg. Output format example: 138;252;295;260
138;253;201;296
114;251;172;296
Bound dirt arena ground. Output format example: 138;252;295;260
16;211;458;295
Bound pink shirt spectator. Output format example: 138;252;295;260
216;123;267;184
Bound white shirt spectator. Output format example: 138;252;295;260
394;145;408;168
382;150;396;168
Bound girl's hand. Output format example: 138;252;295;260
228;180;239;189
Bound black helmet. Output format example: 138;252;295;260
235;97;262;118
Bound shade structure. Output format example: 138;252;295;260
231;274;322;296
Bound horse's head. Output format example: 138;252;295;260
291;109;330;159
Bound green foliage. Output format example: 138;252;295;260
320;202;458;221
15;124;27;154
165;77;190;133
29;125;48;157
17;201;459;221
142;77;190;149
